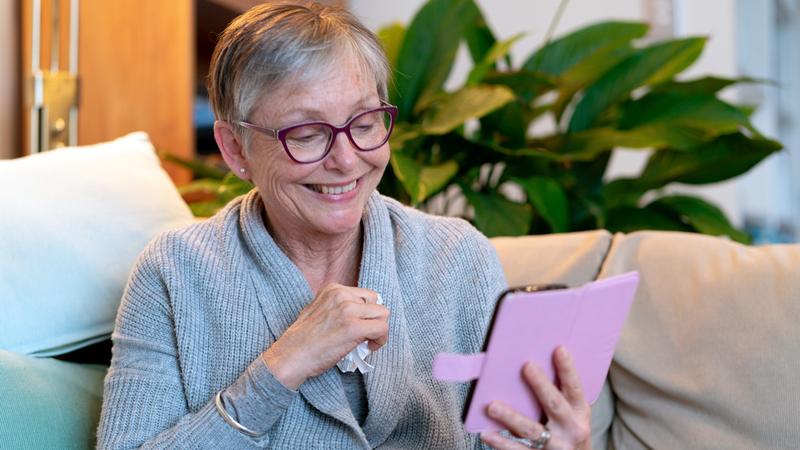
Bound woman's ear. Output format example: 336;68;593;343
214;120;250;180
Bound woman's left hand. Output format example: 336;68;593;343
480;346;592;450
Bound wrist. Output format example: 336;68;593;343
261;346;306;391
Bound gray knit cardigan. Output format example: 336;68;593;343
97;189;507;449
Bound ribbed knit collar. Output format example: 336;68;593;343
237;189;412;447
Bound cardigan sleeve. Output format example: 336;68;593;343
96;243;297;449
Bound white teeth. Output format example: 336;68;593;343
314;180;357;195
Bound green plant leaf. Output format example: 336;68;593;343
562;120;762;161
377;22;405;70
217;173;255;202
553;44;638;121
467;33;525;85
421;84;515;135
619;92;751;134
557;127;665;161
558;119;748;161
178;179;224;196
161;153;227;180
638;133;781;185
392;0;480;120
602;184;650;211
390;150;459;204
605;206;692;233
176;173;252;217
568;37;706;132
526;22;647;122
649;195;750;243
553;125;721;162
462;187;532;236
483;70;555;102
479;101;528;147
464;9;497;63
512;176;569;232
388;123;422;150
523;21;649;76
649;76;756;95
188;200;229;218
573;92;756;150
736;104;758;118
603;133;782;208
600;178;642;208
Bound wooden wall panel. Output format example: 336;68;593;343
0;1;19;159
78;0;194;183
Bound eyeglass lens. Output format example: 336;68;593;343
284;109;392;162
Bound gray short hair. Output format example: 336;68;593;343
208;1;390;126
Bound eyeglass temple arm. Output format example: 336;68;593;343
237;120;279;139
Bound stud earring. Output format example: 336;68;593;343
239;168;246;174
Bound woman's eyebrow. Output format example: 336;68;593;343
280;97;381;124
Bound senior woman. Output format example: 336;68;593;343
97;2;590;449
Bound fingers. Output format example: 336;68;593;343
335;287;387;319
480;431;537;450
553;346;587;409
523;361;574;427
364;320;389;350
312;284;387;318
323;285;382;306
347;287;381;304
360;303;390;320
315;284;377;303
523;352;591;446
482;348;591;450
333;290;388;347
307;283;390;349
485;401;546;442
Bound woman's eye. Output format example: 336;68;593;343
354;124;374;132
289;133;323;143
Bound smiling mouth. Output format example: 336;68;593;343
306;179;358;195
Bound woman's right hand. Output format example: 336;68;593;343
260;283;390;390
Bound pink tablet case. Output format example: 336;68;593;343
433;272;639;433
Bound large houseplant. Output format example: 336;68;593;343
179;0;781;243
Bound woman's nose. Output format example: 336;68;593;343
323;131;357;171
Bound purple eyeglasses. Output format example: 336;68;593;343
237;102;398;164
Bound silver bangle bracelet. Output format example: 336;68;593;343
214;390;266;438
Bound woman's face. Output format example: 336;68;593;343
243;54;390;239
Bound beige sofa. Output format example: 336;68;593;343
2;135;798;449
498;230;800;450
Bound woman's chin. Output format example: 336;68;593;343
315;214;363;236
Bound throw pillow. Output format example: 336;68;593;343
0;132;195;355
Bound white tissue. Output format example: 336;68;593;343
337;294;383;374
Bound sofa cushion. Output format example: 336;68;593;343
0;350;106;449
597;231;800;449
491;230;612;287
0;133;194;356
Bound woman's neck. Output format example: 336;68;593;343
264;210;363;293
